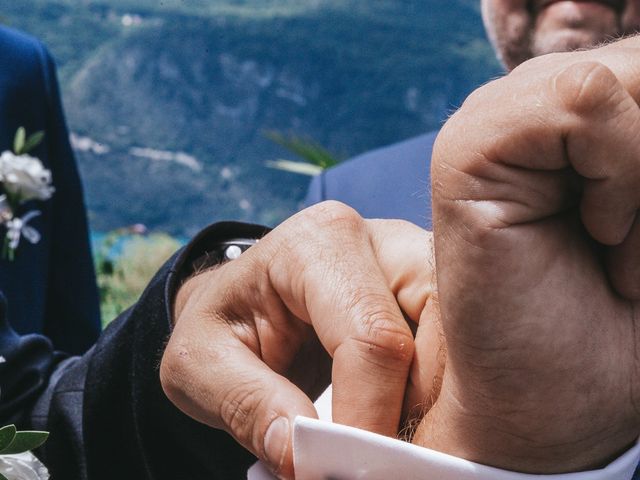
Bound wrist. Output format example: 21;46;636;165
172;237;259;326
412;381;639;474
173;270;210;326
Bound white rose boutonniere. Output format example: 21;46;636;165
0;453;49;480
0;151;54;202
0;425;49;480
0;128;53;261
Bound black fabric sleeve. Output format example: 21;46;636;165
1;221;270;480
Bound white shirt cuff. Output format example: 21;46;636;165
290;417;640;480
248;385;640;479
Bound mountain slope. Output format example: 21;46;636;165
2;0;502;235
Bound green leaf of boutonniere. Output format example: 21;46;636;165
0;425;16;451
22;131;45;154
13;127;26;155
0;430;49;455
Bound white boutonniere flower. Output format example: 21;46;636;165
0;151;54;202
0;453;49;480
0;425;49;480
0;128;53;261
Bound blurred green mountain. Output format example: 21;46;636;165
2;0;501;236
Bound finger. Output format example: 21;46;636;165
435;60;640;246
366;220;444;434
588;36;640;103
161;315;317;480
564;40;640;298
266;202;416;437
430;37;640;243
402;295;444;429
366;219;436;322
536;40;640;245
554;61;640;245
431;81;581;237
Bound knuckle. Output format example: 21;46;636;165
276;201;365;267
433;77;503;169
511;50;566;76
159;339;193;404
365;216;416;240
269;201;365;286
431;114;473;190
457;79;496;113
219;381;265;439
431;126;455;172
303;200;364;232
554;61;620;115
348;293;415;366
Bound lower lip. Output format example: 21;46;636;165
540;0;618;14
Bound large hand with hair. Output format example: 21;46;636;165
415;37;640;473
160;202;436;479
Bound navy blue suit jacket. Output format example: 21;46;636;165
0;27;100;354
305;131;437;229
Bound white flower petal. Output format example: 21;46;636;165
0;196;12;223
0;452;50;480
0;151;54;202
21;226;41;245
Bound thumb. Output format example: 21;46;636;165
161;324;318;479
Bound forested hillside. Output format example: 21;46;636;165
2;0;502;235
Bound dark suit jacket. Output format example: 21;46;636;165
0;26;100;354
304;131;437;229
2;221;268;479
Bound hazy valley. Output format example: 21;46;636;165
3;0;501;236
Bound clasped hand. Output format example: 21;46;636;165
418;36;640;473
161;203;437;479
161;35;640;479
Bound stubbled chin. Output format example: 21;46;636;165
531;1;621;55
531;27;620;56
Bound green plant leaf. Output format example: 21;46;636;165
264;131;340;169
0;431;49;455
0;472;8;480
265;159;323;176
13;127;26;155
0;425;16;451
22;131;45;154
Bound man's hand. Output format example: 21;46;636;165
414;37;640;473
160;202;435;479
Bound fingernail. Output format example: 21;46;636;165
264;416;290;474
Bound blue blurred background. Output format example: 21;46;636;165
1;0;500;237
